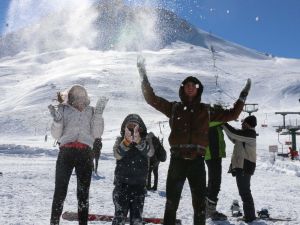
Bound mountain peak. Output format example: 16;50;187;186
0;2;268;59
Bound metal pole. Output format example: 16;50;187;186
278;132;284;154
291;129;297;150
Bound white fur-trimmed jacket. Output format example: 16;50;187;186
51;104;104;148
222;123;256;175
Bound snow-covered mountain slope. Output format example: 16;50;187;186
0;42;299;144
1;2;300;225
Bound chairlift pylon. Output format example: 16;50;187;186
275;112;300;153
243;103;258;116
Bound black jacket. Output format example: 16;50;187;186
113;137;152;185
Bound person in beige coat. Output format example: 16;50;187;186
222;115;257;223
48;85;107;225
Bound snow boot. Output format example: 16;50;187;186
257;208;269;219
206;198;227;221
231;200;243;217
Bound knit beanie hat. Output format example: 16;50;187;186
243;115;257;128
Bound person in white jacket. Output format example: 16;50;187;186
48;85;107;225
222;115;257;223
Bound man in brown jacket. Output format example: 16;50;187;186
137;56;251;225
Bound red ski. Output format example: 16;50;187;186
62;211;182;224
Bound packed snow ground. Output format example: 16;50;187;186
0;126;300;225
1;42;300;225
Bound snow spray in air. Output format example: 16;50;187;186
3;0;98;54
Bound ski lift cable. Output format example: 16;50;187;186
208;55;279;115
209;47;229;103
215;65;235;76
208;58;238;101
217;86;237;101
207;48;252;103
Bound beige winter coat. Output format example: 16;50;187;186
51;104;104;148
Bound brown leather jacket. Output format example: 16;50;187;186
141;80;244;159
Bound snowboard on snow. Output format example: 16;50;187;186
62;211;182;224
236;216;293;222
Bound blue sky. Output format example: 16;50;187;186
1;0;300;59
157;0;300;59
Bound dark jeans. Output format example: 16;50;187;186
163;157;206;225
235;170;255;221
147;163;159;190
205;158;222;202
93;149;101;173
112;183;146;225
50;147;93;225
93;138;102;173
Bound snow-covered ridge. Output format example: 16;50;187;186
0;144;58;157
0;143;117;160
0;45;300;139
1;2;268;59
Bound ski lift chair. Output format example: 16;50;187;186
277;142;290;157
285;141;292;145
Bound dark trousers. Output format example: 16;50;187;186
235;170;255;221
50;147;93;225
163;157;206;225
147;164;159;190
93;149;101;173
112;183;146;225
205;158;222;202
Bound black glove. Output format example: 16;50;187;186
239;78;251;102
137;55;149;84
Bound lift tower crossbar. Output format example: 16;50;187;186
275;112;300;151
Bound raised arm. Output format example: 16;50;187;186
222;123;256;143
211;79;251;122
137;56;173;118
91;97;108;139
49;104;64;140
113;137;126;160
